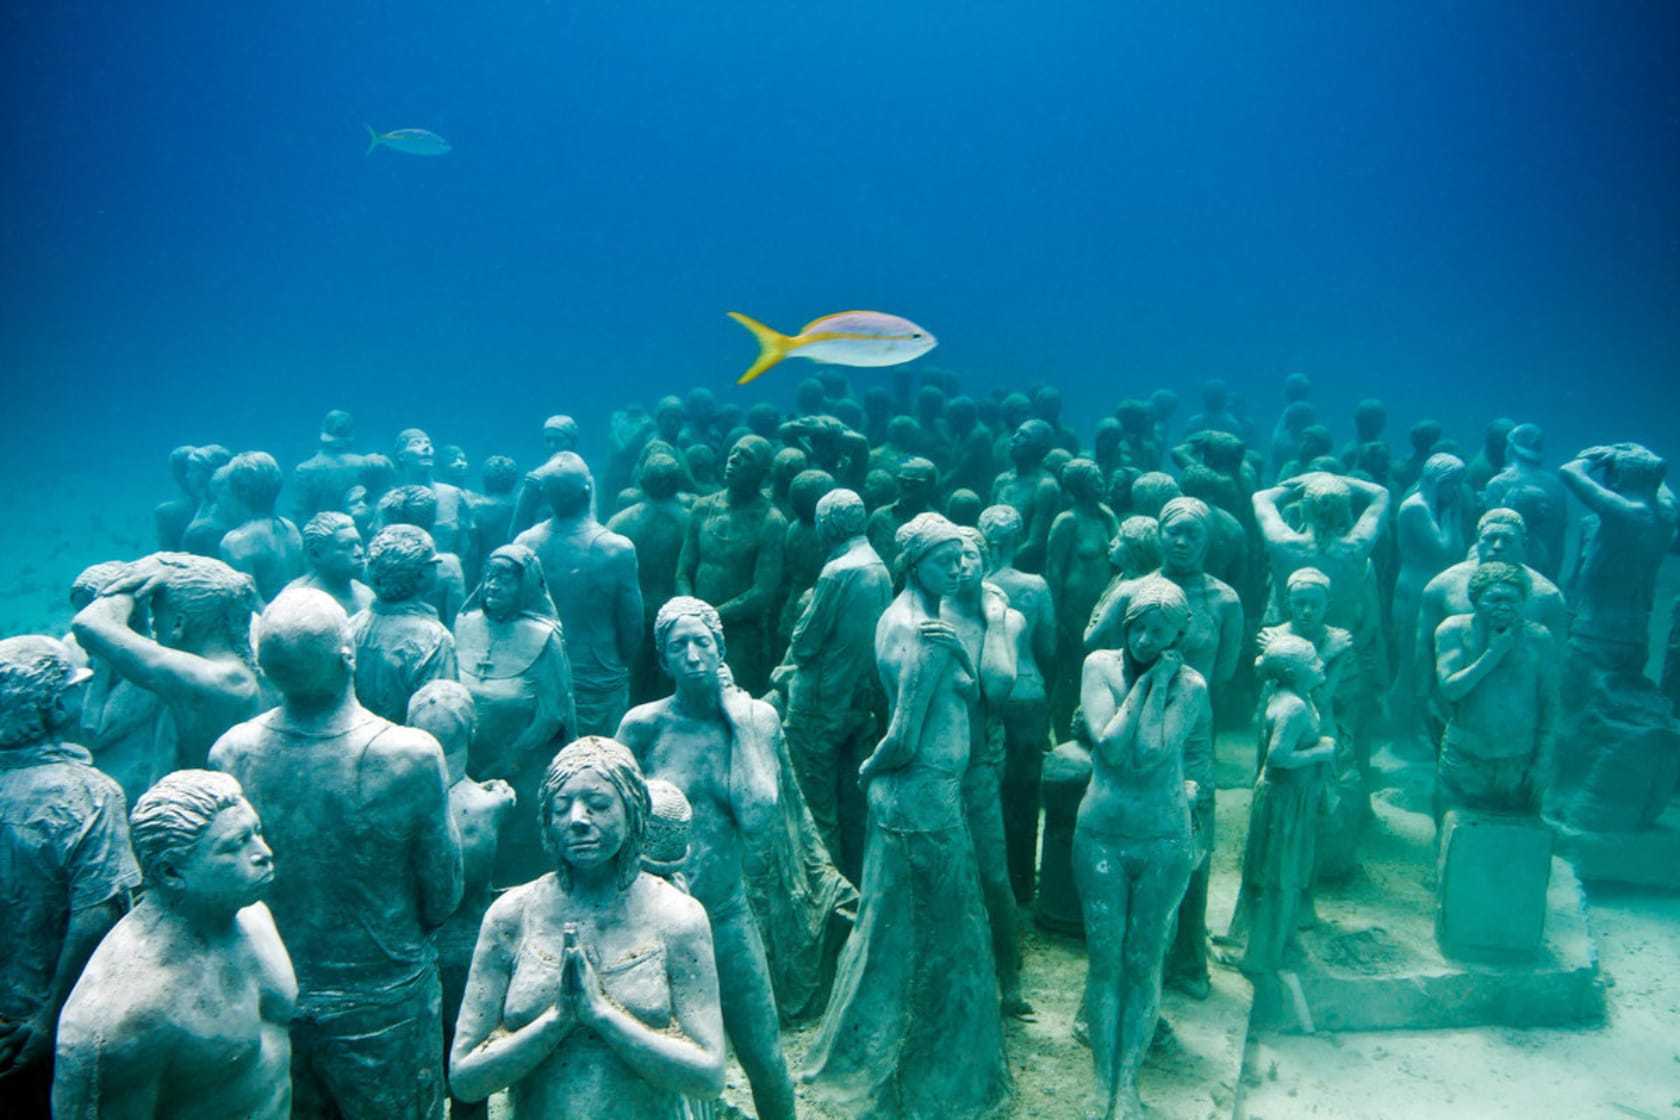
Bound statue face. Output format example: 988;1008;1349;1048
443;448;469;479
1286;584;1328;632
723;442;765;489
1292;652;1327;693
316;526;365;582
482;558;521;620
1161;516;1208;574
172;799;274;910
661;615;722;686
398;434;434;471
546;770;627;873
914;539;965;597
955;538;984;595
1474;582;1525;633
1477;523;1523;564
1125;607;1181;664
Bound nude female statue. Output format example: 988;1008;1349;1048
804;512;1013;1120
449;737;726;1119
1390;453;1469;732
53;771;296;1120
1076;577;1209;1120
1047;458;1121;739
453;544;578;886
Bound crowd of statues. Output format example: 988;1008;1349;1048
2;370;1677;1120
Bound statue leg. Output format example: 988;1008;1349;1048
1074;828;1131;1115
710;897;798;1120
1001;697;1051;904
1165;799;1214;997
966;762;1027;1014
291;972;446;1120
1117;837;1193;1120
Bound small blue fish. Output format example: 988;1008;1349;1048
364;125;452;157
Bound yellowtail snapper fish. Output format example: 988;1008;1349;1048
364;126;452;157
727;310;937;385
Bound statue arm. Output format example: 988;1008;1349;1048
1346;478;1392;552
861;631;941;778
1215;593;1243;689
1264;697;1333;769
612;542;645;666
979;591;1018;707
1082;654;1145;766
787;571;842;665
1083;580;1122;652
1534;635;1560;784
1434;621;1503;702
716;516;785;623
1560;457;1645;521
71;595;249;712
674;510;700;597
3;897;124;1083
1252;485;1303;546
396;735;464;930
1045;514;1073;606
449;902;573;1102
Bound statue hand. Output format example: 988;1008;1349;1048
1153;649;1184;681
566;944;611;1029
99;555;171;605
1487;626;1518;661
918;620;967;659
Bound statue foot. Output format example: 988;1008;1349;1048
1167;972;1211;1000
1003;994;1037;1021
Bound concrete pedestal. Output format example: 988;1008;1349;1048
1033;741;1091;936
1552;802;1680;890
1435;809;1552;959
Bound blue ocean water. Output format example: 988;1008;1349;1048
2;1;1676;498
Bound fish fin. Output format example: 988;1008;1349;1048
728;312;794;385
364;124;382;156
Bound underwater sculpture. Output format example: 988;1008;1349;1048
287;511;373;618
981;503;1058;903
180;451;238;557
394;427;472;558
606;451;693;704
776;488;893;881
991;418;1063;573
615;597;797;1120
1076;577;1209;1120
514;451;643;737
1390;453;1470;729
1483;423;1569;581
804;512;1013;1120
72;552;266;771
0;636;140;1114
866;456;938;573
448;737;727;1119
209;588;462;1120
675;435;787;696
775;467;838;648
453;544;577;886
154;445;201;551
53;770;296;1120
378;484;468;628
1047;458;1121;741
291;409;364;521
349;524;458;724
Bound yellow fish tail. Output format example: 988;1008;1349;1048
728;311;794;385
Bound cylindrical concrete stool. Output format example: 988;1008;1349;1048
1033;740;1093;936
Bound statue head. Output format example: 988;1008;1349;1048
1284;567;1332;632
945;488;982;528
538;451;595;518
408;679;476;779
796;378;827;414
1283;372;1313;403
1604;443;1667;495
685;444;718;484
896;457;938;509
1256;631;1325;694
638;452;683;501
1468;561;1530;632
1131;471;1182;519
642;778;693;879
378;484;439;533
394;428;435;474
1353;399;1387;441
1200;379;1229;412
70;561;128;612
1298;473;1354;536
917;385;947;424
1115;399;1150;437
1093;417;1122;457
539;736;650;892
1158;496;1212;576
1297;425;1333;461
542;415;579;455
832;399;865;431
895;511;967;596
139;554;261;661
1009;419;1054;469
979;503;1024;560
999;392;1032;430
1122;576;1190;665
358;453;396;496
302;511;364;583
684;387;717;424
955;526;988;596
1032;385;1063;423
946;395;978;436
747;401;781;439
1506;423;1544;466
818;369;851;401
1061;458;1104;505
226;451;284;518
770;447;809;496
1149;388;1179;421
655;396;685;441
1408;419;1443;456
475;545;556;623
185;444;232;500
439;445;470;485
481;455;520;496
168;445;195;494
1472;508;1527;563
365;525;439;603
1281;400;1316;435
0;636;92;749
257;588;354;704
319;409;355;449
886;414;921;452
130;770;271;913
1179;463;1236;512
1421;453;1466;501
1109;515;1162;577
654;596;726;688
862;469;898;512
723;435;774;494
815;488;868;549
789;469;836;525
974;396;1002;432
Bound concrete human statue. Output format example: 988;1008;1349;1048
286;511;373;617
467;454;522;569
1177;463;1255;602
775;467;837;652
1269;400;1317;481
947;526;1031;1018
778;412;872;492
291;409;364;520
53;770;296;1120
1432;562;1558;821
980;503;1057;903
1227;633;1335;976
513;450;643;736
991;417;1063;573
447;736;727;1119
405;681;515;1120
209;588;462;1120
1184;378;1245;438
215;451;305;603
1032;384;1081;453
914;384;952;466
946;486;983;527
614;597;797;1120
344;483;377;542
1337;398;1389;471
154;445;198;550
0;637;140;1116
867;413;922;478
866;455;938;572
379;483;469;628
1390;453;1470;730
439;444;472;489
1129;471;1181;519
348;524;458;723
1148;388;1179;449
605;451;693;704
1393;419;1444;492
394;427;472;557
674;434;787;695
769;446;809;522
1075;577;1209;1120
179;446;235;556
1115;398;1163;472
773;488;892;882
1466;417;1516;500
1483;423;1569;580
1047;458;1121;739
454;544;577;886
72;552;266;770
804;513;1013;1120
944;394;996;498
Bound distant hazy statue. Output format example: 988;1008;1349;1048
72;553;266;770
775;468;838;649
675;435;787;695
980;504;1057;903
215;452;304;603
1129;471;1181;519
606;452;692;704
406;682;515;1120
769;446;809;522
945;395;996;498
1115;398;1163;472
349;524;458;723
1184;378;1245;438
0;636;140;1115
1393;419;1443;493
1337;398;1389;472
514;451;643;736
1269;401;1317;482
1047;459;1121;740
153;445;199;551
210;588;462;1120
615;598;796;1120
447;737;727;1119
1483;424;1569;581
291;409;364;520
466;455;522;570
394;427;472;557
453;544;576;886
776;488;891;881
804;513;1013;1120
867;456;938;573
1229;634;1334;975
379;484;468;628
53;770;295;1120
1076;578;1207;1119
991;418;1062;573
1390;454;1469;727
1466;417;1516;500
179;447;235;556
1432;563;1557;821
287;511;373;617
